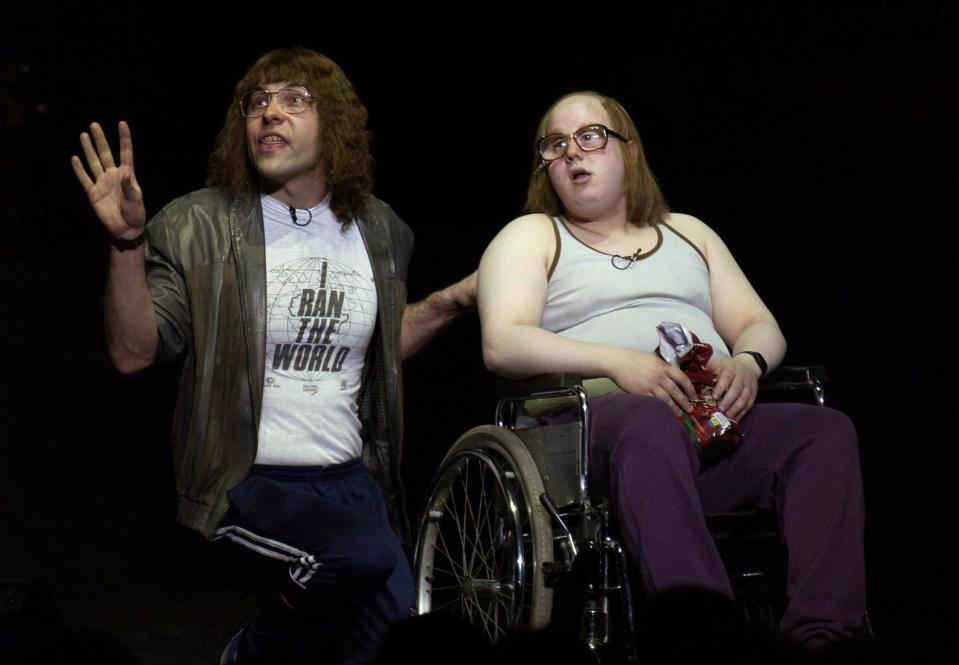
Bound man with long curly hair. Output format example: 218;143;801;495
71;48;475;664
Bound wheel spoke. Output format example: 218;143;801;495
468;592;504;641
469;462;496;575
464;461;483;574
461;589;474;623
448;475;468;572
476;461;500;573
429;596;462;613
434;524;466;578
427;583;468;592
476;512;506;580
464;591;494;641
417;435;551;641
430;563;465;581
479;480;499;577
447;464;474;580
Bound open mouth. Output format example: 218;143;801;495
256;134;288;153
571;168;591;183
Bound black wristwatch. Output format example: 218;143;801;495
109;232;146;251
736;350;768;377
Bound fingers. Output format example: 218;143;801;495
70;154;94;193
718;375;755;418
712;369;732;401
651;386;684;417
451;271;479;308
118;120;135;169
74;121;134;198
715;368;739;410
661;372;694;414
715;362;755;412
667;366;698;404
79;130;103;177
120;171;142;204
90;122;117;169
724;388;755;421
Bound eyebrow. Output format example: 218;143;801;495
545;123;602;135
253;82;308;91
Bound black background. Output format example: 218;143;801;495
1;3;955;662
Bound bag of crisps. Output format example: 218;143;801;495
656;322;742;465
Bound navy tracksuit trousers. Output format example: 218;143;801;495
214;459;414;664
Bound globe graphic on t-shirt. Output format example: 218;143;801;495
265;257;376;382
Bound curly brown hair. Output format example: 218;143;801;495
525;91;668;228
207;48;373;225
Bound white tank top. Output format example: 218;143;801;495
541;217;730;359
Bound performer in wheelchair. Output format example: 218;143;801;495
477;91;865;650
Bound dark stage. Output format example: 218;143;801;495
1;5;955;663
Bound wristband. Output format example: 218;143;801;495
736;350;768;377
110;232;146;251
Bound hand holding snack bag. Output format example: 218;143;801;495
656;322;742;465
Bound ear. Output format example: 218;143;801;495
628;140;639;161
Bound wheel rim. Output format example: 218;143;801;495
416;448;530;642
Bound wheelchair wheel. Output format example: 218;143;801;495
414;425;554;641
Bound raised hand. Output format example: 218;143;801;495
71;121;146;239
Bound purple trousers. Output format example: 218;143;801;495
586;394;865;647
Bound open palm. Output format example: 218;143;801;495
71;121;146;237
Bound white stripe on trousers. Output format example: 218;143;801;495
213;524;324;588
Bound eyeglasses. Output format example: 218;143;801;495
240;87;314;118
537;124;627;161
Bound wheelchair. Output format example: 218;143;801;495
413;366;831;662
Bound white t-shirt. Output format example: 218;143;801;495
255;193;377;466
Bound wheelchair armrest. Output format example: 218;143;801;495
495;373;585;398
760;365;828;390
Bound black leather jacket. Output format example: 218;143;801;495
145;187;412;539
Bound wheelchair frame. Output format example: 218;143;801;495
413;367;830;662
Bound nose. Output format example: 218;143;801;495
564;135;584;160
262;94;286;122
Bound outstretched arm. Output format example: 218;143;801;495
479;215;697;415
71;121;157;373
401;271;477;360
